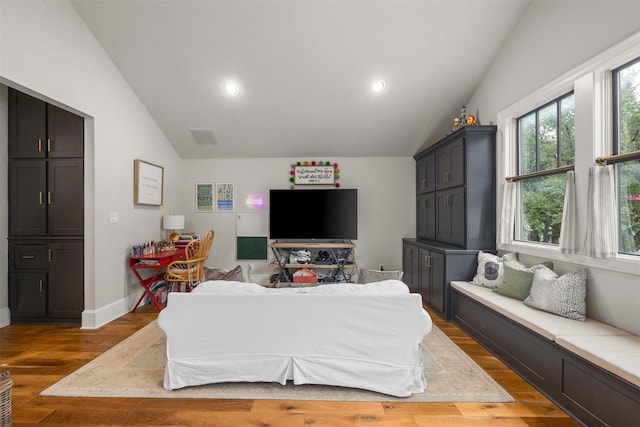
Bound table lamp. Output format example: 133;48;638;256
163;214;185;242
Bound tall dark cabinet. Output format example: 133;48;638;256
404;125;496;319
8;88;84;324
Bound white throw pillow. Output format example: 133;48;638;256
471;252;514;288
524;266;587;321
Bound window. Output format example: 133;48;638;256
516;93;575;244
613;57;640;255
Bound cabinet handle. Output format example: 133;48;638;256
48;249;54;262
422;198;427;208
22;255;36;259
39;280;44;293
48;192;52;204
47;138;52;152
425;255;432;268
444;170;450;183
39;192;44;205
38;138;43;152
421;178;427;189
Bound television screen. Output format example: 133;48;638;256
269;189;358;240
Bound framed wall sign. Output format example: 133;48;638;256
134;159;164;205
216;183;235;211
195;183;214;212
294;165;335;185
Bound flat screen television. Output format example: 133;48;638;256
269;189;357;240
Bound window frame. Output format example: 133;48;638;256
612;57;640;256
497;31;640;276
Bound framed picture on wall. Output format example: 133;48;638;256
133;159;164;205
196;183;214;212
216;183;234;211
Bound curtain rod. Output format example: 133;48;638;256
595;150;640;165
505;165;574;183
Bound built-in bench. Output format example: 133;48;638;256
450;280;640;426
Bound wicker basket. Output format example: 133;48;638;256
0;371;12;426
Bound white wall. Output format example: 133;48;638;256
0;0;183;328
181;157;416;283
468;1;640;335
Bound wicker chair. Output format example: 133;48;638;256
165;229;214;292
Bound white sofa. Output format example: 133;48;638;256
157;280;432;397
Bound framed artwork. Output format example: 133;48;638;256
195;183;214;212
133;159;164;205
216;183;235;211
289;162;340;187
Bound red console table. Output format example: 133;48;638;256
128;249;185;312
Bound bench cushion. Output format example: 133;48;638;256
451;281;630;341
556;335;640;388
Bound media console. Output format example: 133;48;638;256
269;241;356;284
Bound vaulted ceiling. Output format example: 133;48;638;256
71;0;528;159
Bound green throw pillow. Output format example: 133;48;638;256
494;257;553;300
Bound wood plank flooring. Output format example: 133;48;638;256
0;305;580;426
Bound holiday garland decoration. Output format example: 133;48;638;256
289;161;340;188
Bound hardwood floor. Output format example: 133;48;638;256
0;305;580;426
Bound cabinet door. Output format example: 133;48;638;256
9;272;48;319
417;193;436;240
416;153;436;193
48;159;84;236
402;244;420;293
8;89;47;159
436;187;465;246
47;104;84;158
419;248;431;305
9;160;47;236
429;251;445;314
436;139;464;190
48;241;84;320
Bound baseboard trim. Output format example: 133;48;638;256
0;306;10;328
81;292;143;329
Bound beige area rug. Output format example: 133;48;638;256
42;321;513;402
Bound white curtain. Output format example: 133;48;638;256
582;165;618;258
497;181;516;245
559;170;577;254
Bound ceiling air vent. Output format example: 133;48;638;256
189;128;218;145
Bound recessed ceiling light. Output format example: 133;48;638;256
223;80;240;96
370;80;385;93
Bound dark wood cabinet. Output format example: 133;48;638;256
9;159;83;236
402;244;420;294
8;88;84;324
435;138;464;190
416;152;436;193
416;193;436;240
403;239;479;318
8;89;83;159
406;125;496;318
435;186;465;246
9;241;84;323
418;248;444;312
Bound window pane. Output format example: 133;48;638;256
517;174;566;244
618;159;640;255
560;95;575;165
617;61;640;154
519;113;536;174
538;103;558;170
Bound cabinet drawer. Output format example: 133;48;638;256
13;244;49;269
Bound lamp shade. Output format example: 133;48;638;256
163;214;185;231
